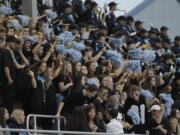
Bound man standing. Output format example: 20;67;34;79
105;2;117;33
1;36;17;112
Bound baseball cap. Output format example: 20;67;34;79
116;16;126;22
175;36;180;41
90;2;98;8
108;2;118;8
140;28;148;33
135;20;143;26
126;16;134;22
149;105;161;112
161;26;169;31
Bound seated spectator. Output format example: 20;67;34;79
106;109;124;133
65;106;89;133
166;116;180;135
7;109;26;135
123;84;146;134
85;104;106;132
93;87;108;119
0;107;10;135
147;104;167;135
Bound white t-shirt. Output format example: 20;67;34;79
106;119;124;133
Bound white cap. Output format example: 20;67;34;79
149;105;161;112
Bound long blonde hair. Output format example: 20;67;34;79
62;61;72;77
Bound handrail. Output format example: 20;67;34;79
26;114;66;134
0;128;144;135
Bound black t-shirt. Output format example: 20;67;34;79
123;96;146;133
146;116;167;135
62;90;88;114
93;99;104;113
45;84;58;115
53;74;73;97
13;52;28;101
1;49;16;82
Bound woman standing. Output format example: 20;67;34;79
30;61;47;115
55;61;73;99
30;61;58;128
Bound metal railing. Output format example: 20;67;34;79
0;128;143;135
26;114;66;134
13;114;144;135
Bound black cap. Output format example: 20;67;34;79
154;38;162;43
149;29;157;34
108;2;118;8
90;2;98;8
116;16;126;22
160;26;169;31
126;16;134;22
140;28;148;33
174;36;180;41
135;20;143;26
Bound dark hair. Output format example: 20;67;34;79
97;87;108;96
85;61;93;68
0;107;7;128
108;109;118;119
87;84;98;92
142;76;156;92
65;106;89;132
85;104;97;121
6;36;18;43
126;16;134;22
86;104;96;114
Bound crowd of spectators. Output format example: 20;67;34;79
0;0;180;135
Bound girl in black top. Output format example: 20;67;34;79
31;61;57;115
54;61;73;98
85;104;106;132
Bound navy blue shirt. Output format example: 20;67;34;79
105;12;116;30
